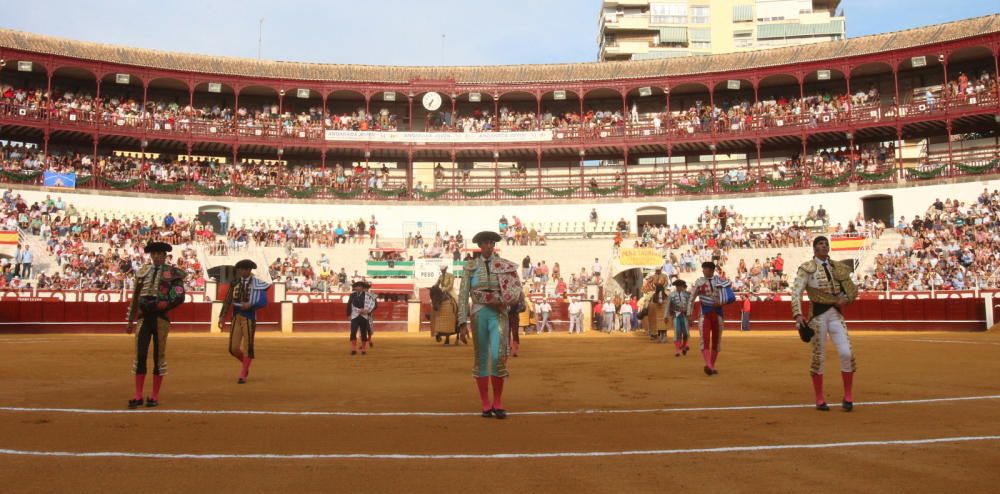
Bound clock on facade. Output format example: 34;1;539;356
422;92;443;111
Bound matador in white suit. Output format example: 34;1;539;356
791;235;859;412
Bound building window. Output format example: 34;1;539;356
604;34;616;47
732;4;753;22
650;3;688;24
690;6;710;24
733;30;752;48
690;41;711;49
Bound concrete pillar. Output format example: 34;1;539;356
407;300;421;333
210;301;223;334
986;293;995;330
273;281;287;303
280;301;294;333
205;279;217;302
581;300;593;333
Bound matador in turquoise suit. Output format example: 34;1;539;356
458;231;522;420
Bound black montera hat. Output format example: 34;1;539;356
235;259;257;270
701;261;716;269
144;241;172;253
472;231;503;244
352;280;372;289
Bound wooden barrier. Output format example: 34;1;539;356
0;297;987;333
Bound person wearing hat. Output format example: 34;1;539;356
347;280;377;355
430;264;462;345
667;279;692;357
218;259;271;383
791;236;859;412
687;261;735;376
641;267;671;342
125;241;187;409
457;231;522;419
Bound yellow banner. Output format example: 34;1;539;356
618;248;663;267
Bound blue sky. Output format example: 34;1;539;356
1;1;996;66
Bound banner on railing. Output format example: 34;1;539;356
830;234;867;251
324;130;553;144
42;171;76;189
0;230;19;245
618;248;663;267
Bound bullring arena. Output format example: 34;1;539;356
2;8;1000;493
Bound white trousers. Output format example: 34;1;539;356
568;313;583;333
809;309;856;374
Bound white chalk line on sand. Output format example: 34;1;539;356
1;394;998;418
0;435;997;460
896;338;1000;346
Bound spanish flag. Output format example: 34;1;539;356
830;235;866;252
0;230;18;245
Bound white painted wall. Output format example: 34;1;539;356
12;178;1000;236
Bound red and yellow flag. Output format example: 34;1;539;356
0;231;18;245
830;235;866;252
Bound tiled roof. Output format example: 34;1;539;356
0;14;997;85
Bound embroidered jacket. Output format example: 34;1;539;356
457;255;521;324
687;275;733;315
127;263;187;322
790;258;859;319
347;291;378;321
219;275;271;321
668;291;693;317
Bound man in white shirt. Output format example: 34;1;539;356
662;259;677;281
601;298;617;332
619;300;633;332
568;298;584;334
536;299;553;333
592;258;602;278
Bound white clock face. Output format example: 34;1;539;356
422;92;443;111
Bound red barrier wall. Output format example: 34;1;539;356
292;301;409;332
0;301;213;333
0;298;986;333
719;299;986;331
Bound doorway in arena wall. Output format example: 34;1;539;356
862;194;894;227
636;205;667;233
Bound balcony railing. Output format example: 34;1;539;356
6;149;999;203
1;91;996;146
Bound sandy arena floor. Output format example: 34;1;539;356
0;330;998;493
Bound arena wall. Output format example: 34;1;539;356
0;297;990;334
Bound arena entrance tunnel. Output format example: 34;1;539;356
607;247;665;300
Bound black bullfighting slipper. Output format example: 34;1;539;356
842;400;853;412
704;366;713;376
493;409;508;420
144;397;158;408
816;402;830;411
481;408;494;418
127;399;143;409
237;378;246;384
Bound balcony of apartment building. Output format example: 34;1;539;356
755;14;845;48
600;12;653;32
